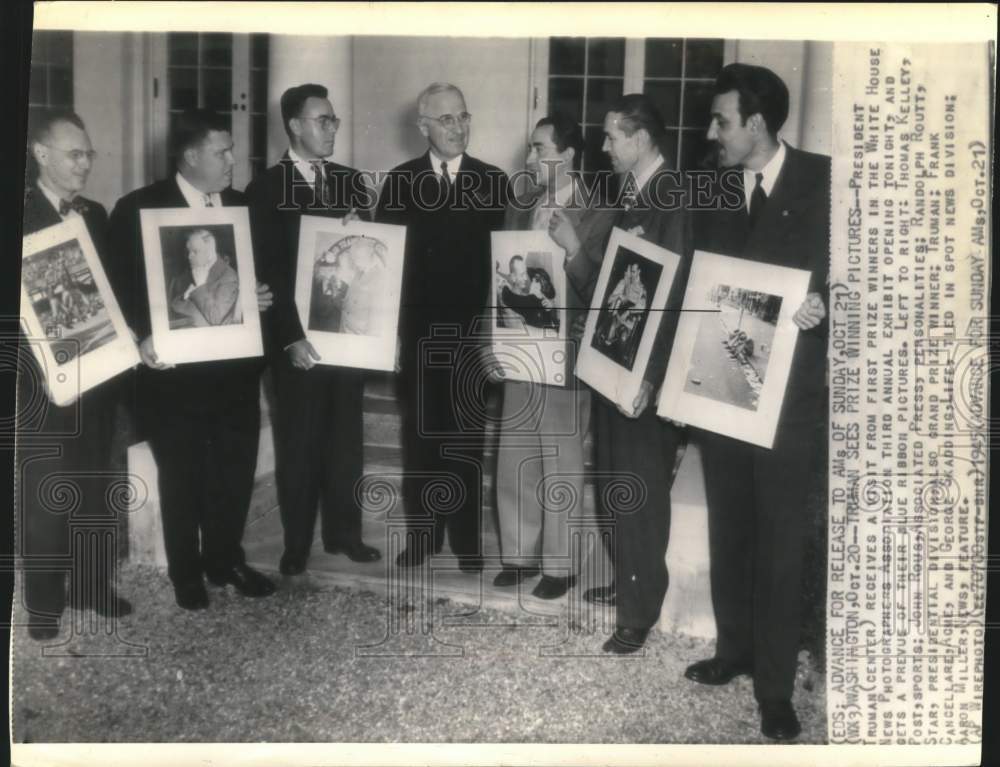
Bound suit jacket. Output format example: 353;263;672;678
18;187;117;422
694;144;830;424
169;258;242;328
106;177;262;418
244;152;372;355
375;151;508;353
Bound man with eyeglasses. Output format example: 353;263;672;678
17;109;133;641
376;82;509;571
246;83;380;577
107;108;276;611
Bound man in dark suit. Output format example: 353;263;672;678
17;110;132;640
560;95;693;654
245;83;380;576
375;82;508;571
106;109;276;610
168;229;242;328
682;63;829;741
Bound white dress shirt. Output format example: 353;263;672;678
531;177;577;232
429;150;463;183
288;146;332;185
743;141;787;213
37;179;79;220
175;171;221;208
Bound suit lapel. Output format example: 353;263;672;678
744;144;802;253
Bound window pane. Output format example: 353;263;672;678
585;78;623;124
49;67;73;107
549;37;585;75
645;38;683;78
202;67;232;112
548;77;583;122
48;32;73;68
252;113;267;161
29;67;46;105
168;33;198;66
662;129;681;169
682;82;716;128
201;33;232;68
685;39;725;79
587;38;625;77
583;125;613;175
251;68;268;114
169;67;198;110
679;128;715;171
644;81;681;126
32;31;49;61
251;33;269;69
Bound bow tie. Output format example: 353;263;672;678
58;197;87;216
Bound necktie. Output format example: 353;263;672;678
748;172;767;229
58;197;86;216
313;162;329;207
440;161;451;195
203;194;215;208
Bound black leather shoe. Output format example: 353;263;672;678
83;588;133;618
457;556;484;573
532;574;577;600
602;626;650;654
174;580;209;610
583;583;616;606
684;656;753;686
207;564;276;598
28;620;60;641
395;544;429;568
760;700;801;740
324;540;382;562
279;553;307;576
493;566;540;587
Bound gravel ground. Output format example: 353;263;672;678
12;563;825;744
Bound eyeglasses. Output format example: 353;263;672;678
420;112;472;129
42;145;98;163
301;115;341;132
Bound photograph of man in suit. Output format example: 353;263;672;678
168;228;242;329
682;63;830;742
107;109;276;611
376;82;508;571
17;109;133;641
245;84;380;576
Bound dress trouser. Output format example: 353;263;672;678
698;416;822;703
399;338;485;559
495;381;590;575
593;394;682;630
143;391;260;587
271;354;365;560
18;375;117;621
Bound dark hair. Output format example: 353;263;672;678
171;109;230;166
535;113;584;171
714;63;789;136
608;94;670;160
280;83;329;138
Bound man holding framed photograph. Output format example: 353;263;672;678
107;109;276;611
17;109;133;640
682;63;830;741
245;83;381;577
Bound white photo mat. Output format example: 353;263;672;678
294;216;406;371
20;216;139;406
657;250;811;449
140;206;263;365
575;226;681;410
491;230;568;387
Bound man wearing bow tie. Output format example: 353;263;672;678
246;84;380;576
375;82;508;571
682;63;830;742
18;110;132;640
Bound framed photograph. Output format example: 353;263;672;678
657;250;811;448
20;216;139;405
575;227;681;410
491;230;567;386
140;207;263;364
295;216;406;371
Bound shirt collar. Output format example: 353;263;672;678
175;171;221;208
429;150;463;177
629;154;665;197
288;147;330;184
744;141;787;198
37;179;74;217
536;176;577;210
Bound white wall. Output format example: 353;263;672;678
351;36;531;179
